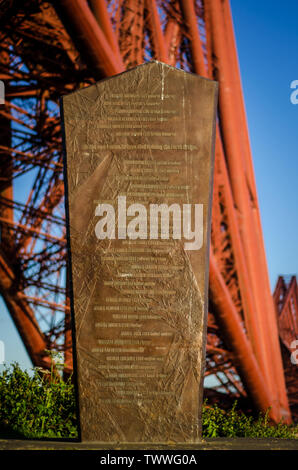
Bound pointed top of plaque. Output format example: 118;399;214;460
62;61;218;106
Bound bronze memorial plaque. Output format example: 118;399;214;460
61;61;218;443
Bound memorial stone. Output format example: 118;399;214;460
61;61;218;443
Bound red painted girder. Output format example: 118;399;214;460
89;0;123;64
179;0;207;75
213;132;265;357
164;19;181;66
179;0;265;402
178;0;290;421
208;0;290;420
209;249;290;423
145;0;168;62
119;0;144;68
221;0;289;410
0;253;51;369
54;0;124;76
275;277;298;349
208;0;271;389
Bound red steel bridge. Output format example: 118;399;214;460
0;0;297;423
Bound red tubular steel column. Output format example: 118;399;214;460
54;0;124;76
0;256;51;369
179;0;259;352
221;0;290;420
209;0;289;419
120;0;145;67
0;57;51;371
179;0;285;421
164;20;181;66
209;249;279;422
207;0;285;418
145;0;168;63
89;0;124;65
179;0;207;76
214;133;264;356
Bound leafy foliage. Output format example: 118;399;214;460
202;400;298;438
0;363;297;439
0;362;78;438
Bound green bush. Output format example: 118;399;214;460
0;363;297;439
202;400;298;438
0;362;78;438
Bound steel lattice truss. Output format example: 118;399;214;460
274;276;298;422
0;0;292;421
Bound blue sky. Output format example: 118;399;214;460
0;1;297;371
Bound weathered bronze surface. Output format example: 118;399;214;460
61;61;218;443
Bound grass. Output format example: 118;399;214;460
0;363;297;439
